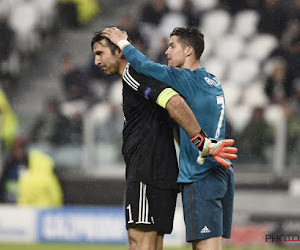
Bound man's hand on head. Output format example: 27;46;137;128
103;27;130;49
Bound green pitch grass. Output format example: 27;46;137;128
0;243;298;250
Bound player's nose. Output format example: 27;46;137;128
165;47;170;55
94;56;101;66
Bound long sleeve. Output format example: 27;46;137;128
122;45;197;98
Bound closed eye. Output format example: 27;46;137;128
94;51;103;56
169;43;175;49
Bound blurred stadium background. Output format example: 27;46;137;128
1;0;300;248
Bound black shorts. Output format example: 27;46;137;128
125;182;177;235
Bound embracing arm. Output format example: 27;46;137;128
165;94;200;138
157;90;237;169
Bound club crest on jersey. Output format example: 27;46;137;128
144;86;152;99
167;66;182;72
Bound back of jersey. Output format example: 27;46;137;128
177;68;228;183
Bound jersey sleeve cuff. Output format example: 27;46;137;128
156;88;179;109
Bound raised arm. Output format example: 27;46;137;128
103;27;191;96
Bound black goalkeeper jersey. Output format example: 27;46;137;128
122;63;178;190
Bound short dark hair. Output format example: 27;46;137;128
91;31;118;54
91;26;131;54
170;27;204;60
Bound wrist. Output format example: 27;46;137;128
117;39;131;50
190;130;207;151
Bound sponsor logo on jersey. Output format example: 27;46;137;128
144;87;152;99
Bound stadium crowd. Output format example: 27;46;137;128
1;0;300;204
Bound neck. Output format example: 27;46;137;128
182;58;201;71
118;59;128;76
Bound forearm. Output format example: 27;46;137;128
122;45;173;84
166;95;201;138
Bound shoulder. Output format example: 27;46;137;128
128;64;140;77
167;66;187;74
123;65;149;90
124;64;141;79
126;64;155;83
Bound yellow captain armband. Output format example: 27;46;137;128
156;88;179;109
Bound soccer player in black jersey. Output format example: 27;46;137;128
91;30;236;250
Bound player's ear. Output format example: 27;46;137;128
185;46;193;57
115;48;124;58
